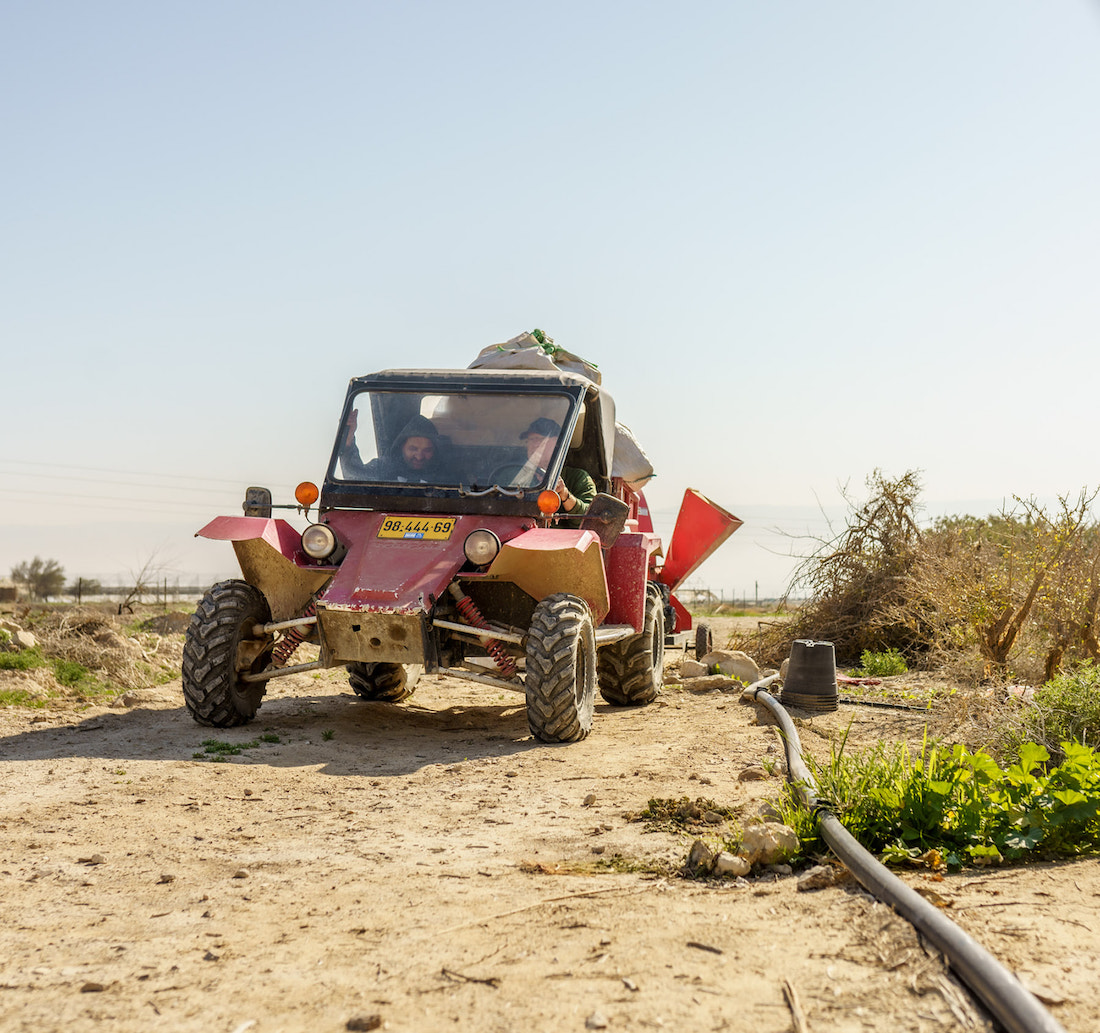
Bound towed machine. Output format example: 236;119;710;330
183;364;741;742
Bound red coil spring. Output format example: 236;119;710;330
271;600;318;667
453;591;517;676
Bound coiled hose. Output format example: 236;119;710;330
741;677;1067;1033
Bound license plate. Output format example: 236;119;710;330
377;516;457;541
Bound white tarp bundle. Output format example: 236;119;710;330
469;331;602;385
612;422;655;491
469;331;655;491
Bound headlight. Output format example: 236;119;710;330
464;529;501;566
301;523;338;560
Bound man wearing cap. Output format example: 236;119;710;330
519;418;597;517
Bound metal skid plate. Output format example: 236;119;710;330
316;605;427;664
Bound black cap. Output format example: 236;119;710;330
520;417;561;439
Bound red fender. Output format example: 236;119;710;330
196;516;304;561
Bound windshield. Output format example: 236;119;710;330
333;388;576;490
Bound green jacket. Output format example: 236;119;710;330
561;467;597;516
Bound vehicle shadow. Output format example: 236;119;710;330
0;687;615;776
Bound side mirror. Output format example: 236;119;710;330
243;486;273;518
579;492;630;548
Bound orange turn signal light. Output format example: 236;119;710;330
295;481;320;507
537;490;562;515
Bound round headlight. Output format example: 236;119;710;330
301;523;338;560
464;529;501;566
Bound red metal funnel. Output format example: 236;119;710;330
658;489;742;590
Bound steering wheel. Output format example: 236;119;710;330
488;463;527;486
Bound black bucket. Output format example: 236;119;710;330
780;639;838;713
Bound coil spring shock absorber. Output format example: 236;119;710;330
447;583;517;677
271;599;318;667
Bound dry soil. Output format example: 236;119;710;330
2;614;1099;1033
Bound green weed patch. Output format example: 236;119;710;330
0;649;46;672
0;689;49;708
786;737;1100;869
1003;661;1100;762
194;738;261;758
192;734;280;760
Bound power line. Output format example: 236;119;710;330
1;487;235;513
0;458;278;488
1;468;248;497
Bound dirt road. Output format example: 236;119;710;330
2;618;1098;1032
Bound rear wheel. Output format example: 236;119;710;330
525;593;595;743
598;582;665;706
183;580;273;727
347;661;415;702
695;622;714;659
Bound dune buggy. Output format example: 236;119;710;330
182;367;740;742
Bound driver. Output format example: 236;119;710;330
518;417;596;516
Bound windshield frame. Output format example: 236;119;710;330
319;370;591;517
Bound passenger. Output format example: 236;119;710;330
518;417;596;516
342;413;448;483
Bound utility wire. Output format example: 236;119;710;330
1;488;236;513
1;469;249;497
0;458;282;488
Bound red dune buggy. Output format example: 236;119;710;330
183;367;740;742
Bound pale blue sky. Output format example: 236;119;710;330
4;2;1099;598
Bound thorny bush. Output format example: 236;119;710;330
744;471;1100;683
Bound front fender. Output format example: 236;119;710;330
483;527;609;624
195;516;330;621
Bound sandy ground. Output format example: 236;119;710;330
3;616;1100;1032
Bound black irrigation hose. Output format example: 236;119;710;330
837;696;931;712
741;679;1068;1033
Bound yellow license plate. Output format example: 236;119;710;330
377;516;457;541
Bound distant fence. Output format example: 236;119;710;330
66;579;213;607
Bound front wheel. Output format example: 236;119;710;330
524;593;596;743
598;582;665;706
183;580;273;727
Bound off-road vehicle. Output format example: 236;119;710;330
182;367;740;742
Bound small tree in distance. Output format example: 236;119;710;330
11;556;66;601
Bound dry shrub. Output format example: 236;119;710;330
911;492;1100;682
738;474;1100;685
19;605;186;692
766;470;929;666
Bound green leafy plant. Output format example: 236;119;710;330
783;735;1100;869
853;648;909;677
322;729;335;741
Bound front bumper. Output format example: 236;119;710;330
316;605;428;664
